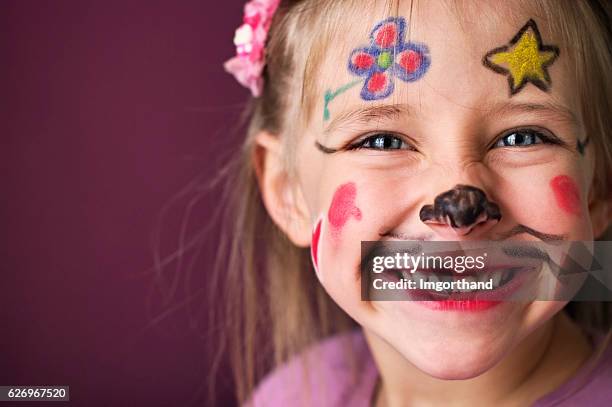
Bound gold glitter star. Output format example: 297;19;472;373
484;19;560;95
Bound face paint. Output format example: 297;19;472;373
576;136;591;156
483;19;559;96
328;182;362;239
323;17;431;121
495;224;566;241
419;185;502;235
550;175;581;216
311;218;322;271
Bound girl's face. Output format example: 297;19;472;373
258;0;609;379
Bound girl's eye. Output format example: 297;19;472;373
350;133;412;151
494;130;547;148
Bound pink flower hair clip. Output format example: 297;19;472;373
224;0;281;97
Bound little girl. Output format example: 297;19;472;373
217;0;612;405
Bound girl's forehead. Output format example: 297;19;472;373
308;0;577;130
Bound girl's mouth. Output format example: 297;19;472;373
398;267;518;293
384;264;539;311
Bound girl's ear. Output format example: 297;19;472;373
252;131;313;247
588;188;612;239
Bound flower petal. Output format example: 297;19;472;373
348;47;378;76
224;56;264;97
393;43;431;82
370;17;406;49
361;71;394;100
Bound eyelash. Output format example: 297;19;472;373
492;128;560;148
348;133;414;151
346;128;562;151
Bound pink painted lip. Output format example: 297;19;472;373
418;299;500;311
382;265;538;312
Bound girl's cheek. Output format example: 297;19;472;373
311;182;363;279
550;175;582;217
327;182;363;243
518;173;590;238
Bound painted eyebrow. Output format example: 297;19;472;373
484;101;580;128
323;103;412;136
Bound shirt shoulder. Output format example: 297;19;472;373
535;333;612;406
246;329;378;407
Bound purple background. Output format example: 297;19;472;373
2;1;247;405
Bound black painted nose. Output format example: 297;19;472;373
419;185;502;236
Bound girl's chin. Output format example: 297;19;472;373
391;340;509;380
366;315;522;380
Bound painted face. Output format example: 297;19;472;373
294;0;596;380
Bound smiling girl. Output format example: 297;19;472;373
216;0;612;405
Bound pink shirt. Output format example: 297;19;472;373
248;329;612;406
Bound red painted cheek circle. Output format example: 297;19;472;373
375;24;396;48
328;182;363;233
311;219;322;268
550;175;581;216
399;50;421;73
367;72;387;92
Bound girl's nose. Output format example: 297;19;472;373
419;184;502;237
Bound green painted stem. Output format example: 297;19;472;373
323;79;362;121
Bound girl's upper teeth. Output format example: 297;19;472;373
398;268;517;290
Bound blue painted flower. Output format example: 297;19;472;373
348;17;431;100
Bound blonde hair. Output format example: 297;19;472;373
154;0;612;404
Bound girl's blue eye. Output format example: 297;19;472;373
494;130;545;148
351;133;411;150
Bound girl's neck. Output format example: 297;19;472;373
367;312;593;407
